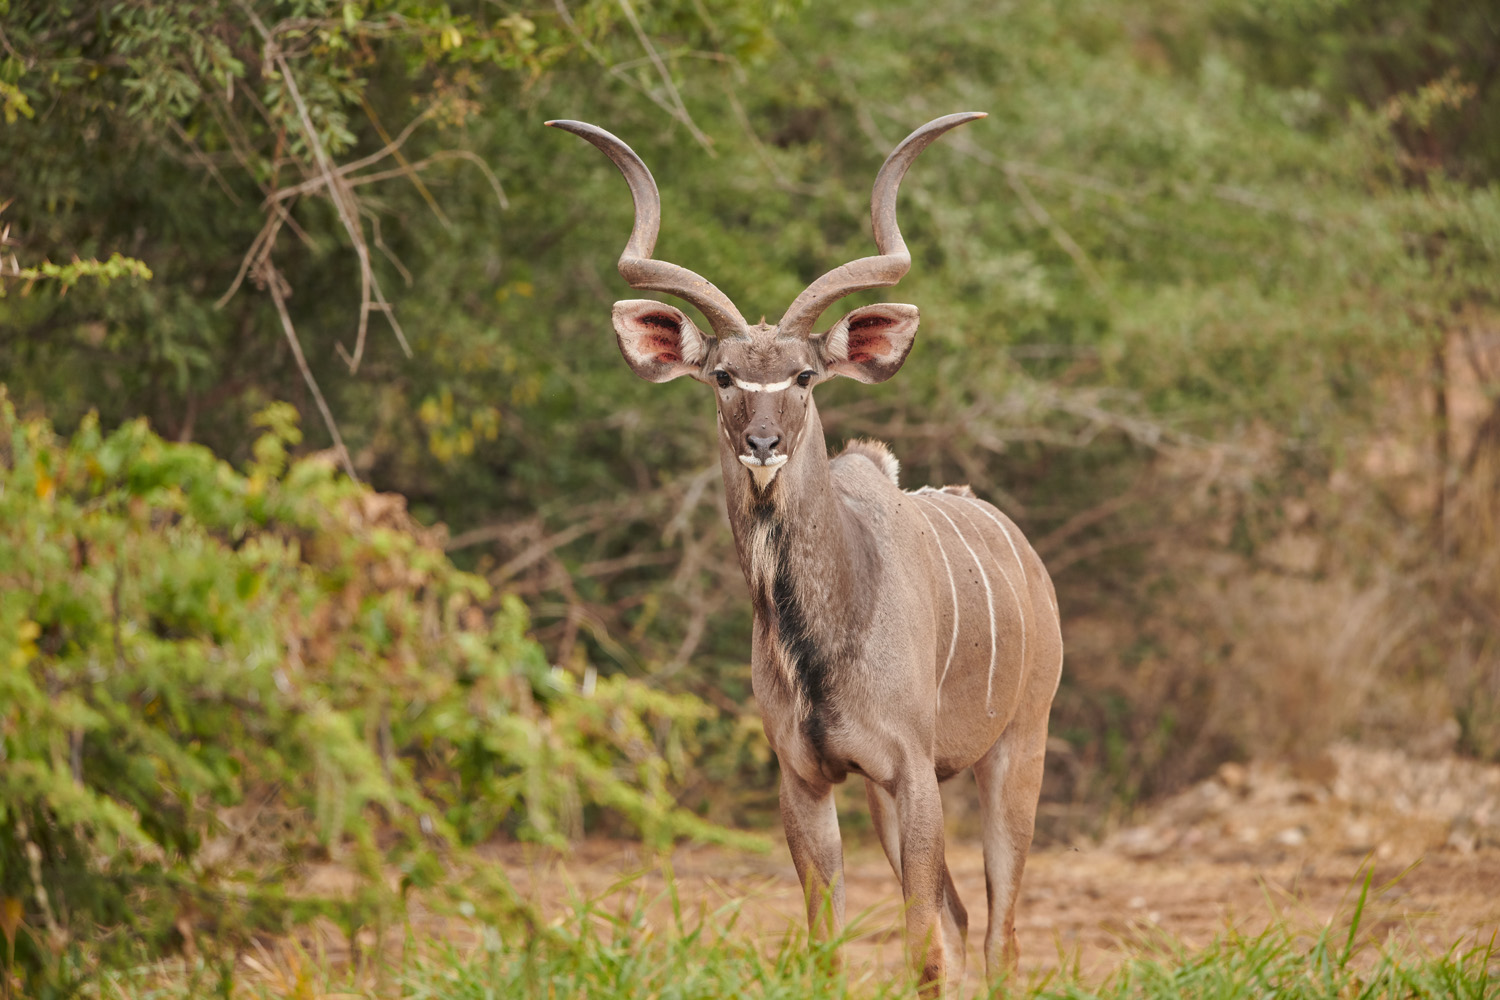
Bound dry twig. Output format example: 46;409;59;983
553;0;715;151
259;260;359;481
238;0;410;371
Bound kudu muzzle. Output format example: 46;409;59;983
744;433;781;464
735;394;790;490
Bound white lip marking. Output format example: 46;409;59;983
738;453;788;468
732;376;796;393
739;452;787;489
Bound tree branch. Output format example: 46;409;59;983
238;0;409;371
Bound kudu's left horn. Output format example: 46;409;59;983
546;120;748;340
777;112;986;340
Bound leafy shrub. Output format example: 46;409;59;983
0;395;752;993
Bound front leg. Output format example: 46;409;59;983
891;767;951;996
868;779;968;993
779;766;845;952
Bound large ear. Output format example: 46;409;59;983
612;300;711;382
814;303;919;383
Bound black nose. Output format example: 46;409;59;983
746;434;781;461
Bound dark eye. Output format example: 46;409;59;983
714;371;732;389
797;370;814;387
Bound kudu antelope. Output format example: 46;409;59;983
549;113;1063;994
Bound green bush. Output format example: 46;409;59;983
0;395;754;993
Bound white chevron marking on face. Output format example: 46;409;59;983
732;376;795;392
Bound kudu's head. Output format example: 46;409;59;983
547;113;983;491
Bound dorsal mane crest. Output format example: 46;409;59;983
839;439;901;487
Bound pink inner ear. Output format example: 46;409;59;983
846;318;894;364
637;313;684;363
641;333;682;363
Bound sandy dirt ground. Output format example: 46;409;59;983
486;743;1500;987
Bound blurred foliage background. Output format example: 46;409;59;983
2;0;1498;990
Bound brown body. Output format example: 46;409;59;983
550;114;1063;995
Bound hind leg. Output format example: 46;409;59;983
971;721;1048;981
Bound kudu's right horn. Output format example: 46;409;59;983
545;119;748;340
777;112;986;340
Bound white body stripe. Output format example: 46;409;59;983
912;504;960;700
956;496;1029;680
935;497;1017;712
916;494;998;714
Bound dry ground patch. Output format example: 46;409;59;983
487;743;1500;985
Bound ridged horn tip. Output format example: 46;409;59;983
547;117;749;339
776;111;985;338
